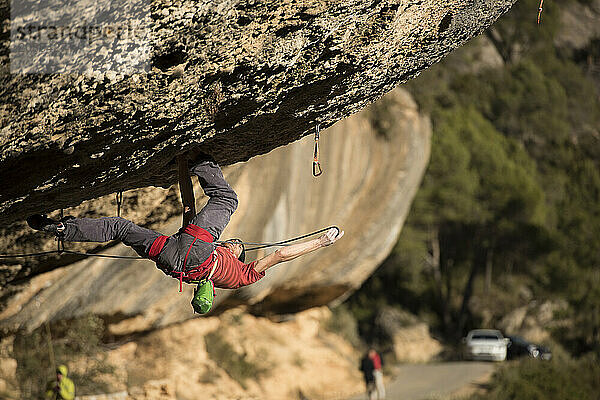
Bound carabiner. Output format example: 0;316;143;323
312;124;323;177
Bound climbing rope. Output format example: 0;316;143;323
0;250;144;259
58;250;144;259
0;227;340;259
0;250;66;258
0;204;145;260
313;124;323;177
537;0;544;24
216;226;339;251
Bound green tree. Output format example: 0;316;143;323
421;107;547;336
349;0;600;358
12;315;116;399
485;0;560;64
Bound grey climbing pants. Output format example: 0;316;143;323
61;160;238;269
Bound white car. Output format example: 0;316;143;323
463;329;510;361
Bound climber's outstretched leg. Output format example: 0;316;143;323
188;159;238;241
27;215;161;257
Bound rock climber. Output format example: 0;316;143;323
27;155;344;293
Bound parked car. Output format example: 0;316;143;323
506;335;537;359
463;329;510;361
507;335;552;361
536;344;552;360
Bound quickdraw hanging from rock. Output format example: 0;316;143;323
313;124;323;177
57;208;65;254
537;0;544;24
116;191;123;217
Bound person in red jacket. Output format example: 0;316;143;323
368;348;385;399
27;156;344;292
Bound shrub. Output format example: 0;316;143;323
324;304;362;347
470;354;600;400
11;315;116;398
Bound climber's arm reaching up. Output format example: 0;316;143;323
253;228;344;273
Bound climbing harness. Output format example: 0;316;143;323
177;224;215;292
537;0;544;24
313;124;323;177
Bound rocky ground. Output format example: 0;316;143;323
0;306;448;400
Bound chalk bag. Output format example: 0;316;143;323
191;279;215;314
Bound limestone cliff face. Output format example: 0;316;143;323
0;88;430;333
0;0;515;225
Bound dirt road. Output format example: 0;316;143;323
348;361;495;400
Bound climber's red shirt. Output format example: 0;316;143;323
210;246;265;289
370;353;382;370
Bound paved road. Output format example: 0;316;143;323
348;362;495;400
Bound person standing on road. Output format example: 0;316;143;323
360;351;376;400
368;348;385;399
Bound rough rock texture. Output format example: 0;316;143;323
0;0;516;225
374;306;442;362
0;88;429;333
390;324;443;363
2;307;365;400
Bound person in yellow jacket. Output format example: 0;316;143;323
45;365;75;400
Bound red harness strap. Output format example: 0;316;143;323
179;224;215;292
184;224;214;242
148;225;215;292
148;235;169;261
